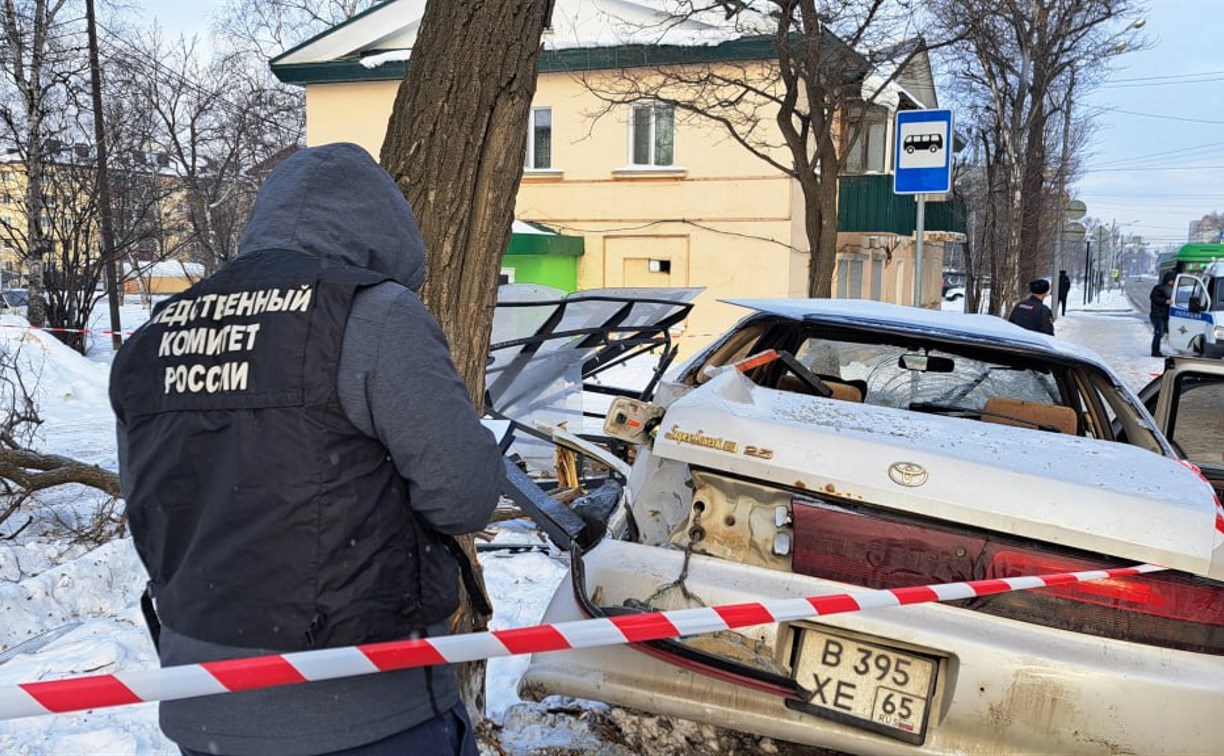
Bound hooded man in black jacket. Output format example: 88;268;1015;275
110;143;503;756
1007;279;1055;335
1149;271;1175;357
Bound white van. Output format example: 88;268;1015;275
1168;260;1224;359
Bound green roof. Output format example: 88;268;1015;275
272;35;780;86
1174;243;1224;263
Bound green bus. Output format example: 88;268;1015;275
1159;243;1224;276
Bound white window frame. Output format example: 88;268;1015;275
870;252;886;300
628;102;675;168
843;103;890;175
525;107;553;171
835;254;866;299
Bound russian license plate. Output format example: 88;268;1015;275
790;627;938;744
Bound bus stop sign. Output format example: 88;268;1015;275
894;109;954;195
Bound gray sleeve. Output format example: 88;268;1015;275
115;417;131;499
339;283;503;534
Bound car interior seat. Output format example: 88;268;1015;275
981;396;1078;434
777;374;867;403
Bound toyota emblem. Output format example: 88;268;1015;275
888;461;928;488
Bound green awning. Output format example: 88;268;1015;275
507;221;584;257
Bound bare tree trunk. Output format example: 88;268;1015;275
801;172;840;298
379;0;552;721
1;0;64;328
85;0;124;351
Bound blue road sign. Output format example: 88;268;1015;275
894;109;953;194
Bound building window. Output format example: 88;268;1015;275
843;103;889;174
631;103;674;167
525;107;552;170
870;253;885;300
836;256;865;298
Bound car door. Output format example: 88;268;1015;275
1169;274;1211;354
1151;357;1224;496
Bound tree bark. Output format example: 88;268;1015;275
379;0;552;721
0;449;120;497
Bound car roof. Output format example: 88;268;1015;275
724;298;1114;370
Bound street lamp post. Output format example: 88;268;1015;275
1058;200;1087;320
1087;230;1096;302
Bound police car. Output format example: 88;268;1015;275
1168;258;1224;358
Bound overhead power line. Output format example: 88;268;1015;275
1089;165;1224;172
1080;191;1224;199
92;19;300;139
1090;138;1224;168
1102;75;1224;90
1105;69;1224;84
1087;106;1224;126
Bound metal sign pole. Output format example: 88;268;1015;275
893;108;953;310
1058;200;1087;321
914;194;926;307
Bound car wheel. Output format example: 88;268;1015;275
906;146;915;154
951;293;963;301
930;145;939;153
1192;336;1206;357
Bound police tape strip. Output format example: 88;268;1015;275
0;323;133;337
0;562;1164;721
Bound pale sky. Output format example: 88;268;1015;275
132;0;1224;252
1077;0;1224;251
133;0;225;37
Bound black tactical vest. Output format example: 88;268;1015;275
114;249;460;650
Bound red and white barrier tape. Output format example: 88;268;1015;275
0;323;133;337
0;562;1163;720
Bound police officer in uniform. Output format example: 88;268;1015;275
1148;271;1175;357
110;144;503;756
1007;278;1056;335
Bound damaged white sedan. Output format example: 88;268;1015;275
517;299;1224;754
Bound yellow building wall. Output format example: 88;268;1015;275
834;232;946;308
304;68;811;351
123;275;194;295
306;81;401;153
300;66;949;351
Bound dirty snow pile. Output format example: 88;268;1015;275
0;288;1164;754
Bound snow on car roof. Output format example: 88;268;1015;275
725;298;1112;369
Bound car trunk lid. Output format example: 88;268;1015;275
653;370;1222;578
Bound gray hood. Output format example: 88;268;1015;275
238;143;425;291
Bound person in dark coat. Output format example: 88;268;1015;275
110;143;503;756
1149;271;1175;358
1057;270;1071;316
1007;278;1055;335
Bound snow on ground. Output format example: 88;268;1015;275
0;288;1174;753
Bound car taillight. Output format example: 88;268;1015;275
1178;458;1224;514
791;496;986;588
791;496;1224;655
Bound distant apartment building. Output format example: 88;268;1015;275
0;151;198;292
1189;213;1224;244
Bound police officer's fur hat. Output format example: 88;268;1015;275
1028;278;1051;295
